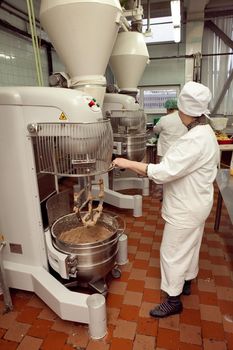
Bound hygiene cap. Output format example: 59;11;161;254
164;99;177;110
178;81;212;117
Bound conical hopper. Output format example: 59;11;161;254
109;31;149;92
40;0;122;105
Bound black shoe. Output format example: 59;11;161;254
149;298;183;318
182;280;192;296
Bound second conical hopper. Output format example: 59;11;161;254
109;31;149;92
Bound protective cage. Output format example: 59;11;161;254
28;120;113;177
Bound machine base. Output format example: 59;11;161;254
93;175;149;217
4;260;91;323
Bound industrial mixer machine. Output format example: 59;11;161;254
0;0;127;334
0;0;150;333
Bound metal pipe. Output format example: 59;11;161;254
2;0;40;24
149;52;233;60
146;0;150;32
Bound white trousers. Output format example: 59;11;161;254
160;222;205;296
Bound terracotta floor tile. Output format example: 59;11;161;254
198;291;218;305
108;281;127;295
27;295;47;309
222;314;233;333
86;339;110;350
197;278;216;293
149;258;160;267
198;269;213;279
179;343;203;350
180;308;201;327
182;295;200;310
41;330;68;350
156;328;180;350
27;319;53;338
137;244;152;252
140;237;153;244
9;296;29;312
216;286;233;301
159;314;180;330
109;338;133;350
133;334;155;350
0;328;6;338
66;325;89;348
146;266;161;278
212;264;231;276
4;321;30;342
113;319;137;339
118;271;130;282
106;294;124;308
119;305;139;321
201;320;225;341
38;306;57;321
129;268;147;281
139;302;156;319
203;338;227;350
62;345;78;350
199;304;222;322
217;299;233;314
127;279;145;292
128;238;139;246
179;323;202;346
225;332;233;350
132;259;149;269
0;339;18;350
143;289;161;303
107;308;120;325
16;335;43;350
0;311;18;329
16;306;42;325
137;317;158;336
123;291;143;306
145;277;161;290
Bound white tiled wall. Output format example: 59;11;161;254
0;30;50;86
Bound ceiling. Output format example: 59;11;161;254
142;0;233;20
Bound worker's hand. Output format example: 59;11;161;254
112;157;130;169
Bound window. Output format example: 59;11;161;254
143;17;175;44
139;86;180;113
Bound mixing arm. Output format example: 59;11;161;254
73;178;104;227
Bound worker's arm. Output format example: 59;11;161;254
113;158;148;176
153;119;163;134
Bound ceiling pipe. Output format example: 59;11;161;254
146;0;151;33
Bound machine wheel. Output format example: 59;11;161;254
111;267;121;279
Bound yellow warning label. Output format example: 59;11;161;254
59;112;68;121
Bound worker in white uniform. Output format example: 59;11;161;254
154;99;187;162
153;99;187;199
112;81;220;318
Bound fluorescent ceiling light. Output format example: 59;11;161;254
170;0;181;27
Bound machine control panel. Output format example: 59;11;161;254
86;97;101;112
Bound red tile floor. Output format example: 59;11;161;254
0;181;233;350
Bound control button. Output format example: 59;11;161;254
88;100;95;107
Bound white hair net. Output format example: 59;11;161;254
178;81;212;118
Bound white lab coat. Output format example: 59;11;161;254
153;111;187;157
147;124;220;296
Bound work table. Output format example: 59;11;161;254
214;169;233;231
